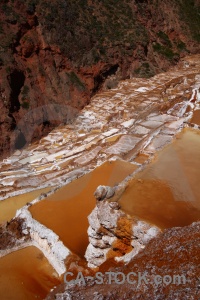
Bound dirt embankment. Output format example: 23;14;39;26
0;218;30;250
47;222;200;299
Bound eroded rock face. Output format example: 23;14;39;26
85;199;161;268
0;0;199;158
94;185;116;201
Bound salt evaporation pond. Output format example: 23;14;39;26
0;246;60;300
119;128;200;228
30;160;138;257
0;187;52;224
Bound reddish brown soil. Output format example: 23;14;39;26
47;222;200;299
0;218;30;250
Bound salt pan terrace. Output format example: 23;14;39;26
0;54;200;202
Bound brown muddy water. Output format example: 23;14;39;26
30;160;138;257
191;109;200;125
0;246;60;300
134;153;149;164
119;128;200;229
0;187;51;225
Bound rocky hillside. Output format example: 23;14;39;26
0;0;199;158
47;222;200;299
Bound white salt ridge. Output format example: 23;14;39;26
105;135;141;155
168;101;191;118
148;114;177;123
19;152;47;165
103;128;119;137
84;135;99;143
132;125;150;135
121;119;135;128
75;146;102;165
140;120;163;129
135;87;150;92
167;118;185;130
145;134;173;153
189;88;198;102
15;208;70;276
0;178;16;186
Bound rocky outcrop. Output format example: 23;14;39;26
0;0;199;158
85;188;161;268
94;185;116;201
48;221;200;300
0;217;30;250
